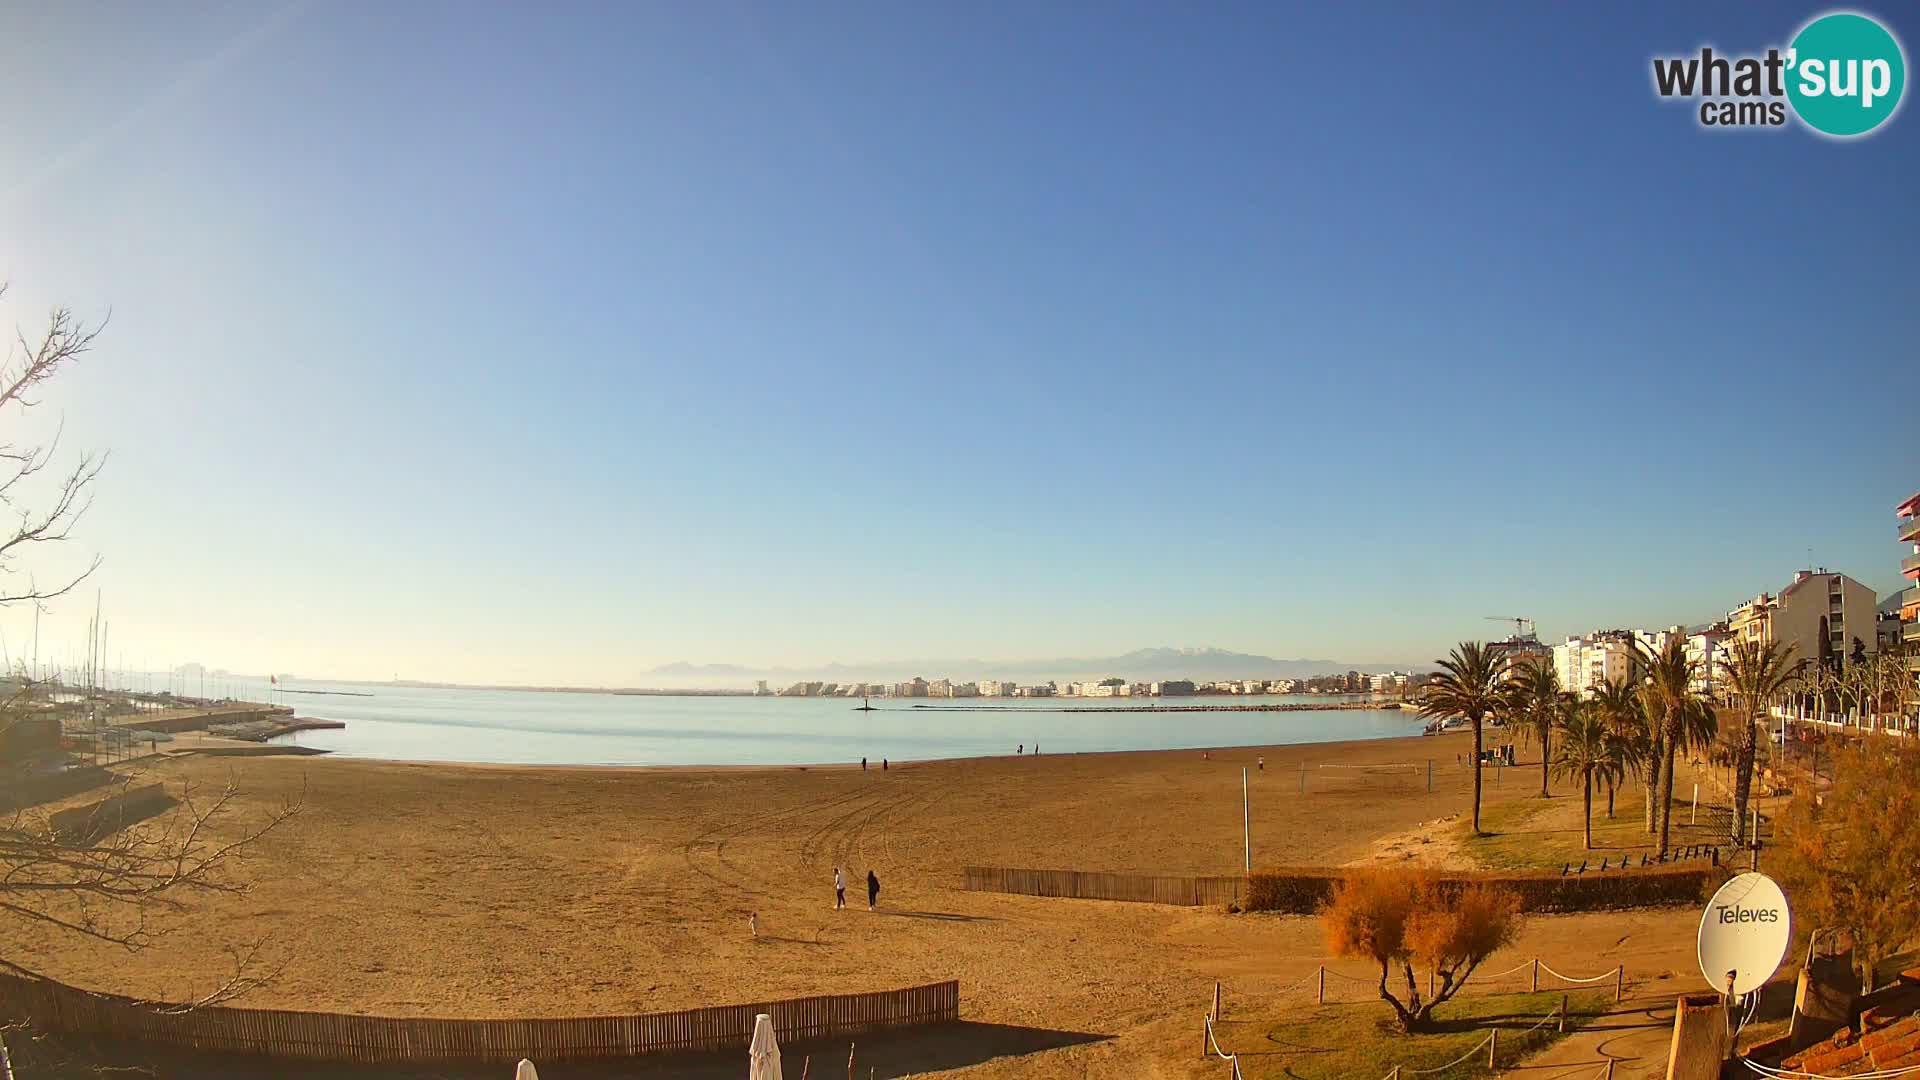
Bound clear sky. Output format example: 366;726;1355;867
1;2;1916;685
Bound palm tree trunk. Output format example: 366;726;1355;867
1605;778;1615;819
1583;774;1593;849
1732;710;1757;848
1658;735;1678;856
1471;715;1484;835
1539;722;1550;797
1644;735;1663;833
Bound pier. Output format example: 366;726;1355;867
110;701;298;734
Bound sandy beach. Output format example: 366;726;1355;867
0;731;1715;1078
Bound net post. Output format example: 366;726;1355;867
1317;965;1325;1004
1489;1028;1498;1068
1531;958;1539;993
1213;981;1221;1021
1560;992;1568;1032
1616;965;1624;1003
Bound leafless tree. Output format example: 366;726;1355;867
0;284;107;609
0;286;301;1071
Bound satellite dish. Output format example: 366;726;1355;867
1697;872;1791;996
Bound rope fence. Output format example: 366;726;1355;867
1207;985;1601;1080
1203;1013;1248;1080
1209;960;1626;1012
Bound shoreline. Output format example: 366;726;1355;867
266;727;1463;777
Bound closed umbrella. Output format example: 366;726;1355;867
749;1012;783;1080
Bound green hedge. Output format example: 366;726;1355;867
1243;864;1717;914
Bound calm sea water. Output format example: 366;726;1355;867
175;676;1425;767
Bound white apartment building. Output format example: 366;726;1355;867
1369;672;1410;693
1552;634;1638;696
1686;623;1733;695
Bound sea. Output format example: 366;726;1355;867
145;675;1426;767
123;672;1428;764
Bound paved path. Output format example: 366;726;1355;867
1502;973;1689;1080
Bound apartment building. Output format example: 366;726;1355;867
1728;569;1879;670
1686;622;1733;695
1552;633;1637;696
1900;491;1920;673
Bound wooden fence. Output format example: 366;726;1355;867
0;972;958;1064
963;866;1242;906
48;783;170;842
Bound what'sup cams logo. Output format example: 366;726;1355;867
1652;10;1906;137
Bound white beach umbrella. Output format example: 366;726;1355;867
514;1059;539;1080
749;1012;784;1080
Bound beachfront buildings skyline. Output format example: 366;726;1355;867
768;671;1420;700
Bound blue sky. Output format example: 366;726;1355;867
1;2;1915;684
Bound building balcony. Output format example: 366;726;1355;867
1901;515;1920;544
1907;620;1920;644
1905;551;1920;579
1906;585;1920;615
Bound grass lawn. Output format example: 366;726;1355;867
1463;769;1735;872
1216;989;1611;1080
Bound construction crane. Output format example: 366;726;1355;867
1484;616;1536;640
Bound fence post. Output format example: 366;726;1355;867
1560;993;1568;1032
1616;965;1625;1003
1317;966;1325;1004
1489;1027;1499;1066
1605;1057;1616;1080
1531;958;1539;992
1213;981;1221;1021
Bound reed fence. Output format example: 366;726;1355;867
0;972;958;1064
962;866;1242;906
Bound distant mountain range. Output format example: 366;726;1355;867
647;646;1427;688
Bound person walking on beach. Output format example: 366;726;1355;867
749;911;759;938
882;758;888;771
866;870;880;911
862;757;868;771
1017;743;1023;755
833;867;846;909
1257;756;1265;772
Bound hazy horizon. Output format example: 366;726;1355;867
3;2;1915;687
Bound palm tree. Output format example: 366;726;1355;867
1720;639;1799;849
1644;638;1704;856
1591;676;1644;819
1507;658;1565;798
1553;699;1622;850
1420;641;1507;836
